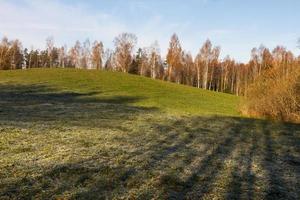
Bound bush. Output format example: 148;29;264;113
242;66;300;123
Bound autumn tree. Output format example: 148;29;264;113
243;56;300;122
113;33;137;72
0;33;298;100
69;41;82;68
91;41;104;70
166;34;183;83
260;46;273;71
0;37;23;70
0;37;11;70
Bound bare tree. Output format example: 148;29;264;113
10;39;23;70
182;51;194;86
220;56;232;92
91;41;104;70
0;37;10;70
138;48;149;76
58;45;67;68
1;32;299;99
166;34;182;82
46;36;55;67
0;37;23;70
67;41;81;68
103;48;114;70
81;39;91;69
202;40;212;89
194;56;202;88
195;39;215;89
145;41;162;79
113;33;137;72
208;46;220;90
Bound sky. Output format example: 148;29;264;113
0;0;299;62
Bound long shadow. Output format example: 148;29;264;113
1;116;238;199
223;122;257;200
261;121;300;200
280;123;300;200
1;157;137;199
1;84;299;199
141;116;215;169
246;133;257;200
0;84;158;199
178;118;254;199
74;116;219;199
0;84;157;128
264;129;286;199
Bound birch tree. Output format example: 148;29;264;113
46;37;54;67
113;33;137;72
81;39;91;69
72;41;82;68
166;34;182;82
149;41;162;79
103;48;114;70
182;52;194;86
58;45;67;68
91;41;104;70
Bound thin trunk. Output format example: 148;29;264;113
197;65;200;88
203;61;208;89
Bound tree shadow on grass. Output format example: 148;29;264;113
0;84;300;199
0;84;157;129
261;121;300;200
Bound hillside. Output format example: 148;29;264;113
0;69;299;199
0;68;239;116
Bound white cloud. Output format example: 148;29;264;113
0;0;201;58
0;0;126;49
1;0;297;62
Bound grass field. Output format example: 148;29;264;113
0;69;299;199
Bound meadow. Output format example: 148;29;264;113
0;69;299;199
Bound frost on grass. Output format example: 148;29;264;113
0;83;299;199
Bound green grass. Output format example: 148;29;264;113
0;68;239;116
0;68;299;199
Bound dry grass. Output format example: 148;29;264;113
0;69;299;199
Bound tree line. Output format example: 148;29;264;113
0;33;299;96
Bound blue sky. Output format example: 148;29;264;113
0;0;299;62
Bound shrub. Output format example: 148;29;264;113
242;66;300;123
